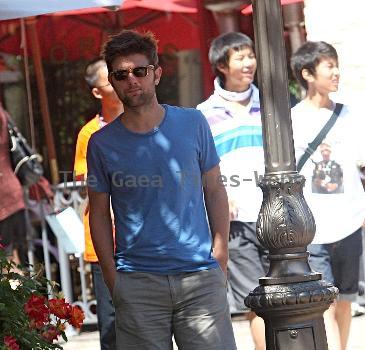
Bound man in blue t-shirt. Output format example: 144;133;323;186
87;30;236;350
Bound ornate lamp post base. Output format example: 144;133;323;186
246;280;337;349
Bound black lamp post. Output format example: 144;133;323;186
244;0;338;348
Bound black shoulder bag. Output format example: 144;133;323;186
7;117;43;187
297;103;343;172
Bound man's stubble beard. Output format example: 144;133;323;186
117;88;155;108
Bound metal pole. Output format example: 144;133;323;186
197;1;215;99
23;188;35;272
78;255;88;311
57;242;73;303
244;0;338;349
39;200;53;295
283;3;305;54
25;17;59;185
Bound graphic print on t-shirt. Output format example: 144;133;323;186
311;142;344;194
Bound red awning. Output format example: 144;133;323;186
53;0;197;16
0;1;199;61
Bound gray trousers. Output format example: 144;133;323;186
112;268;237;350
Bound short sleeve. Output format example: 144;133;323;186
353;109;365;167
74;130;88;177
196;111;220;173
338;105;365;168
86;136;110;193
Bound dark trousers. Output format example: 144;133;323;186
91;263;116;350
227;221;269;314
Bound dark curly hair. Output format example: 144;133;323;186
103;30;159;72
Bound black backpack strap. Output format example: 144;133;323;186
297;103;343;172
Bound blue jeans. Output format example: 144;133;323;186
91;263;116;350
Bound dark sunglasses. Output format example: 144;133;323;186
110;65;155;81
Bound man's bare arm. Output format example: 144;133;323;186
203;164;230;275
88;188;115;293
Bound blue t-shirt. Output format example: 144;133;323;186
87;105;220;273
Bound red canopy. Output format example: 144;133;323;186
242;0;303;15
0;1;199;62
53;0;197;15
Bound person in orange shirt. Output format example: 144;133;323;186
74;58;123;350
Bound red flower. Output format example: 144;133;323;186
68;306;85;329
48;298;71;319
41;325;60;343
29;318;47;330
3;336;20;350
24;294;49;324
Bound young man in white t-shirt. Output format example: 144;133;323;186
291;41;365;350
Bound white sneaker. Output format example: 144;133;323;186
351;302;365;317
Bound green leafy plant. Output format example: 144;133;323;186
0;247;84;350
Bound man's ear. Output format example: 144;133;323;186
154;66;162;86
302;69;315;83
108;75;114;88
217;62;228;75
91;87;102;100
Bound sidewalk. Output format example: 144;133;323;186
61;314;365;349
